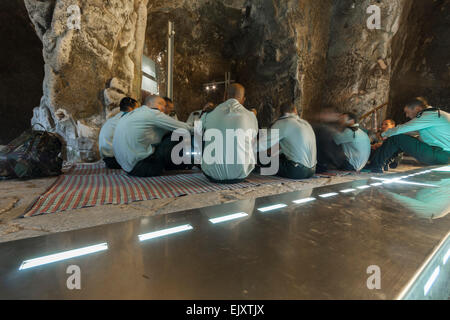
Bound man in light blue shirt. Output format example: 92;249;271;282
259;103;317;179
98;97;139;169
369;98;450;173
113;96;193;177
199;84;258;183
333;113;371;171
314;112;371;172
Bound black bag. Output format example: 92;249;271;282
0;124;65;180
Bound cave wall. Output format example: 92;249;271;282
0;0;44;145
321;0;406;119
231;0;334;125
145;0;245;121
144;0;334;126
25;0;148;162
389;0;450;123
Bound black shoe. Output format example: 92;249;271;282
362;163;383;174
371;167;383;174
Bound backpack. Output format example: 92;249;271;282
0;124;65;180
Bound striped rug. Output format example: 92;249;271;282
24;163;308;217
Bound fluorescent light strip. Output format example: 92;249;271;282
444;248;450;265
424;266;440;296
319;192;338;198
19;243;108;270
292;197;316;204
209;212;248;224
393;180;439;188
340;188;356;193
138;224;193;242
257;204;287;212
357;185;371;190
371;177;438;188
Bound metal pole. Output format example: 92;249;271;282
167;21;175;100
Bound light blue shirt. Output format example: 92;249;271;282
333;128;371;171
382;109;450;152
259;114;317;168
186;110;203;126
113;105;192;172
200;99;258;181
98;112;124;158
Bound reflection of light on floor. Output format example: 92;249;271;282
444;248;450;265
138;224;193;242
357;185;371;190
340;188;356;193
257;204;287;212
319;193;338;198
292;197;316;204
370;183;383;186
424;266;440;296
432;165;450;172
19;243;108;270
371;177;438;188
209;212;248;224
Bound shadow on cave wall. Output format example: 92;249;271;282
389;0;450;124
0;0;44;144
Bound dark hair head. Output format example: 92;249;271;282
120;97;138;112
405;97;429;110
343;112;358;124
163;97;173;104
280;103;296;115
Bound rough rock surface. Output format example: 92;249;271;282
145;0;245;121
321;0;405;119
389;0;450;122
24;0;148;162
229;0;334;126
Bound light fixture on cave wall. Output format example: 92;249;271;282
203;72;235;99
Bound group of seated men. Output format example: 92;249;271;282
99;83;450;183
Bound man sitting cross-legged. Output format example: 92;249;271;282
98;97;139;169
258;103;317;179
199;83;258;184
367;97;450;173
113;95;193;177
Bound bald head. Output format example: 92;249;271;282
226;83;245;105
144;95;167;113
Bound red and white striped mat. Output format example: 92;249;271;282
24;163;306;217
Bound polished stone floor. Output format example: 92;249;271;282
0;166;448;299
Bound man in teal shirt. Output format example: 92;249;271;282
258;103;317;179
113;96;193;177
368;98;450;173
98;97;139;169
